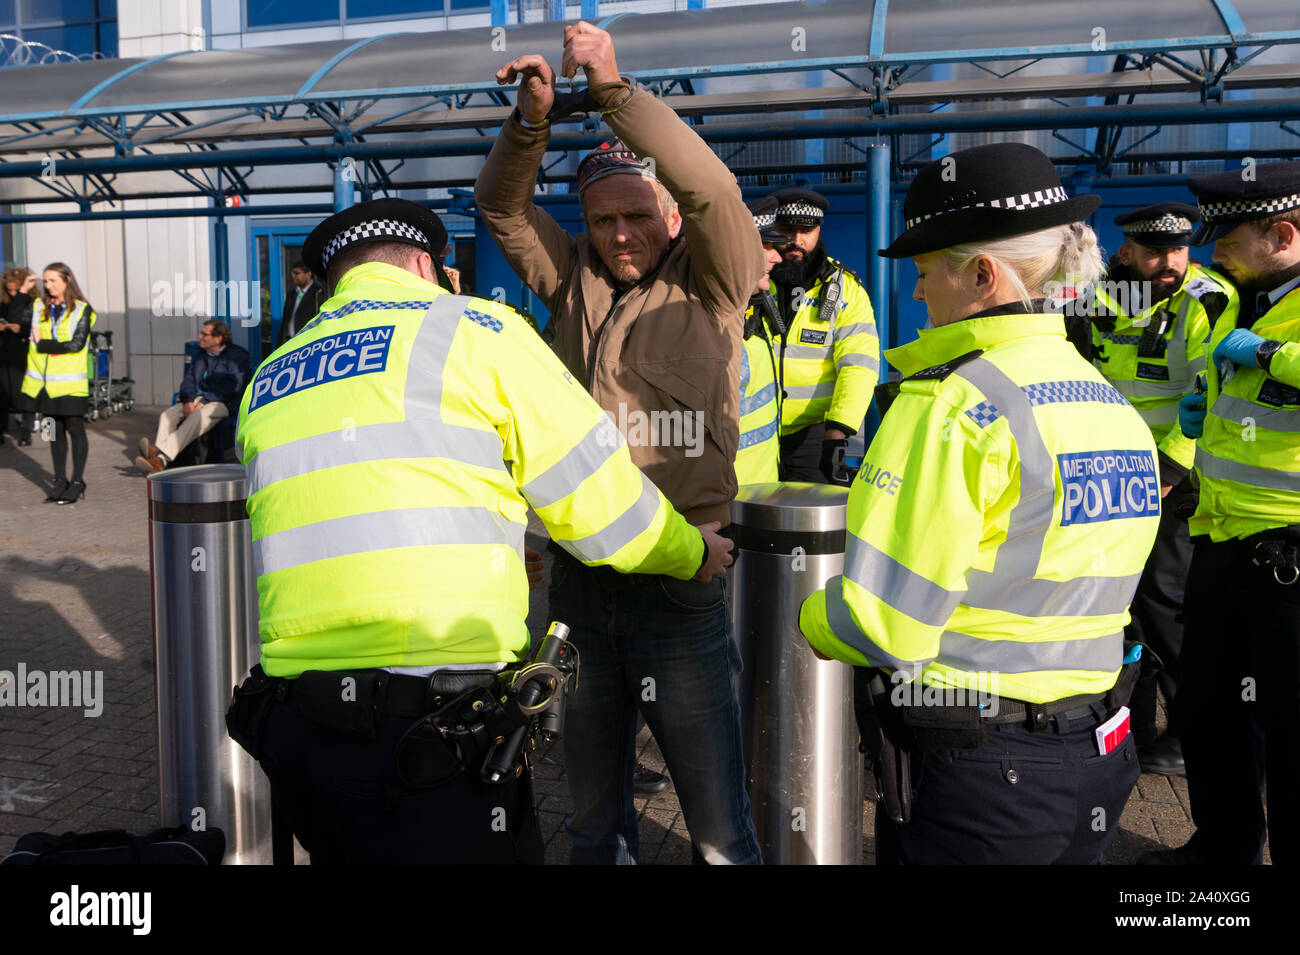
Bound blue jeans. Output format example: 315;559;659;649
549;549;762;865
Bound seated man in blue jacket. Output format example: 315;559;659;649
136;319;250;472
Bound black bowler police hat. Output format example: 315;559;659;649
747;197;791;245
768;186;827;228
1187;160;1300;245
303;198;448;280
880;143;1100;259
1114;202;1200;249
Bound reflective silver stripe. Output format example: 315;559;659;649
956;359;1055;605
739;418;778;450
246;299;508;491
1138;404;1180;427
973;573;1143;618
824;575;928;676
937;630;1123;674
833;321;877;341
843;533;965;627
741;381;777;417
836;353;880;372
1112;377;1186;399
24;370;86;382
1195;446;1300;491
1187;356;1207;376
785;344;832;361
252;506;525;577
522;414;624;510
739;346;751;394
1165;296;1193;384
784;382;836;401
557;471;663;563
1209;394;1300;434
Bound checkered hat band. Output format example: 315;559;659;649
905;186;1070;230
775;201;823;220
753;212;777;230
1199;193;1300;223
321;219;429;270
1123;214;1192;235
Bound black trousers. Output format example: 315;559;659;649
1127;476;1196;741
1179;535;1300;865
876;704;1140;864
259;694;543;865
778;421;827;483
47;414;87;483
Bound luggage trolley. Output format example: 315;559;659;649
86;330;134;421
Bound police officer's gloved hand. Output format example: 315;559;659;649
1178;392;1207;439
820;438;848;483
1214;328;1267;369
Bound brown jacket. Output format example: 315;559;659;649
475;83;765;526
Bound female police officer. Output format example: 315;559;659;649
799;143;1160;864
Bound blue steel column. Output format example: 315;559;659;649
213;215;229;285
863;140;891;441
334;162;354;212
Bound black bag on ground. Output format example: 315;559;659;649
2;825;225;865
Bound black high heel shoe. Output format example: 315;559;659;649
44;478;69;503
55;480;85;505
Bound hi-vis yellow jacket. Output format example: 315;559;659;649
237;262;705;678
1091;264;1235;473
22;299;96;400
800;312;1160;704
736;298;781;485
770;259;880;436
1192;285;1300;541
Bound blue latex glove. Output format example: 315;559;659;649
1213;328;1267;369
1179;391;1207;438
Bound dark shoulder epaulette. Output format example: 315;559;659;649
902;349;984;383
826;257;865;289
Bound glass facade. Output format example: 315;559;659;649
0;0;116;59
247;0;489;29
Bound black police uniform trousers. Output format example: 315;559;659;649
1126;475;1197;742
778;421;828;483
1178;534;1300;864
258;690;543;865
875;703;1141;865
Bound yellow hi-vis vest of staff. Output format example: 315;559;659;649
736;306;780;485
1092;264;1235;471
237;262;705;678
800;312;1160;704
770;259;880;435
22;299;95;400
1192;285;1300;541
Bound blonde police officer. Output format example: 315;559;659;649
233;199;733;865
799;144;1160;864
1088;203;1237;775
765;187;880;483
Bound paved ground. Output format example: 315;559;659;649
0;405;1263;864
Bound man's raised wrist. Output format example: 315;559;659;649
511;107;551;132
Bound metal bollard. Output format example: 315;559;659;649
728;483;862;865
147;464;270;864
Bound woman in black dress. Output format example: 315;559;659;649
0;267;35;446
19;263;97;503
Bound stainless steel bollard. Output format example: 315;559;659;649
148;464;270;864
729;483;862;865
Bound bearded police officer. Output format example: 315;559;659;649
1143;162;1300;865
800;144;1158;864
1086;203;1238;776
735;197;787;485
765;187;880;484
230;198;733;865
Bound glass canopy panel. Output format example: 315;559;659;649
1238;0;1300;33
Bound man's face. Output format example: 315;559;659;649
757;243;785;294
1212;221;1291;290
198;324;221;353
290;267;312;289
774;223;820;265
1118;241;1188;299
582;175;681;287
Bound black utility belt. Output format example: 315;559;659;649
287;667;499;727
1212;527;1300;584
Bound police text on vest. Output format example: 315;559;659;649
1057;450;1159;525
249;325;394;411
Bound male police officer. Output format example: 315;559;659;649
232;198;733;865
1088;203;1237;775
736;197;786;485
766;187;880;483
1144;162;1300;864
